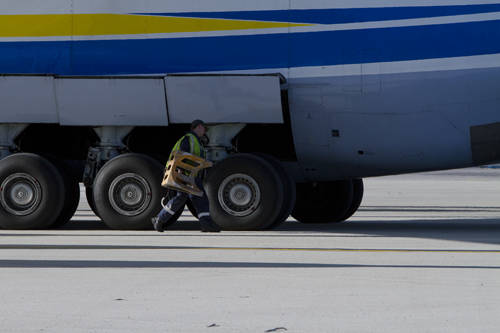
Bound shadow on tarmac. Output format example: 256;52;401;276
3;205;500;245
5;217;496;246
0;259;499;269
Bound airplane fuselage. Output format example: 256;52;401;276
1;0;500;179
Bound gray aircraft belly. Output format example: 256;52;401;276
288;67;500;181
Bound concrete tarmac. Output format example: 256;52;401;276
1;168;500;332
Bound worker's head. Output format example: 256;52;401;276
191;119;207;137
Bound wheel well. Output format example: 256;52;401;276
13;109;296;176
234;91;297;161
125;124;190;164
16;124;96;160
15;124;189;163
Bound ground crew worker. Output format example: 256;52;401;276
151;119;221;233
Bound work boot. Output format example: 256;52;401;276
151;217;164;233
200;219;221;233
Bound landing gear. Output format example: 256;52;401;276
92;153;166;230
49;159;81;228
292;179;363;224
339;179;364;222
206;154;284;230
82;126;133;216
255;154;296;229
85;186;99;218
0;153;65;229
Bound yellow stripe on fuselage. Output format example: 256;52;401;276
0;14;306;38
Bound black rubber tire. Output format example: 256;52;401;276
292;180;354;224
0;153;65;230
50;159;81;228
337;179;364;222
93;153;167;230
205;154;284;231
85;186;100;218
255;154;296;229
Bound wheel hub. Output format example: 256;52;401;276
0;173;42;216
218;174;261;217
12;183;34;205
229;184;252;206
120;183;143;206
108;173;152;216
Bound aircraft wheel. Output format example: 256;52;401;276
206;154;284;230
292;180;353;224
337;179;364;222
85;186;95;214
0;153;65;229
255;154;296;229
93;153;166;230
49;159;81;228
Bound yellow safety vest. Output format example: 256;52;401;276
170;133;204;159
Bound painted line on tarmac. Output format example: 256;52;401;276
192;247;500;253
1;244;499;253
1;259;499;269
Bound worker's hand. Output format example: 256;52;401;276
201;135;210;146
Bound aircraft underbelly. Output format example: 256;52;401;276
1;2;500;180
289;66;500;180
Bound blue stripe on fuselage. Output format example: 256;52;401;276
0;20;499;75
145;4;500;24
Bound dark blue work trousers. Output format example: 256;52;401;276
157;179;212;227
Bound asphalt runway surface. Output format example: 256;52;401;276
1;168;500;332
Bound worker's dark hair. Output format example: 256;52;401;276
191;119;206;130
